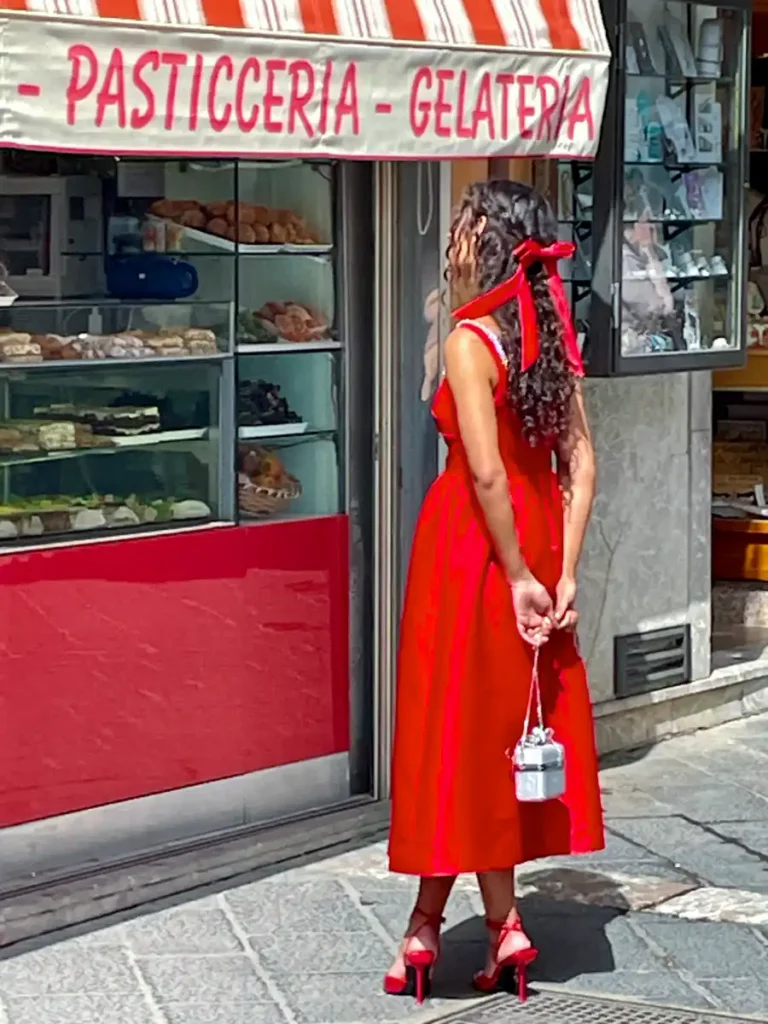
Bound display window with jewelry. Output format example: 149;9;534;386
579;0;749;376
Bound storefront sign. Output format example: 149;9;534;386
0;16;610;159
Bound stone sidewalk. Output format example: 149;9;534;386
5;714;768;1023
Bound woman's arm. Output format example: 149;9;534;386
444;327;526;582
555;383;596;625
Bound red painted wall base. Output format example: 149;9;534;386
0;517;350;828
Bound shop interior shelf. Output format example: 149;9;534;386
626;73;733;86
0;428;210;468
236;341;341;354
623;216;723;224
148;217;333;257
0;353;230;373
625;160;726;170
237;424;340;441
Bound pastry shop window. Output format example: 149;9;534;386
0;151;341;543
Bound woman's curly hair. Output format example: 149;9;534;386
446;180;577;447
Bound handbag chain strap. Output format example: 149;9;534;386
521;645;545;740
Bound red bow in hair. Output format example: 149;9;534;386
452;239;584;376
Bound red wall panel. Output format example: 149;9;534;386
0;517;350;828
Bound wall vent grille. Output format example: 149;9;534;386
614;624;691;698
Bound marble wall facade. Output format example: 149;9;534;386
579;372;712;703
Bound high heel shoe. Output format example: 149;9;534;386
472;914;538;1002
383;909;444;1004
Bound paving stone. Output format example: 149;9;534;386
557;969;715;1009
517;863;694;912
696;978;768;1016
137;955;269;1002
281;972;439;1022
653;886;768;925
609;817;768;887
0;949;137;996
635;917;768;980
123;909;241;954
708;821;768;857
527;911;662;981
601;759;713;790
599;789;673;818
252;930;394;975
3;995;156;1024
637;784;768;823
225;880;369;936
163;1005;289;1024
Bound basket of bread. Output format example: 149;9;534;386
238;444;301;517
148;199;322;247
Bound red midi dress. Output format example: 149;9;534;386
388;321;605;876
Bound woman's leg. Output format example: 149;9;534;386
476;869;532;975
386;875;456;980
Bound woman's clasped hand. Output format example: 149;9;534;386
509;573;578;645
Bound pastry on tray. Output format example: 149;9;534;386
33;403;161;436
241;300;330;343
0;326;218;362
149;197;323;246
0;419;77;452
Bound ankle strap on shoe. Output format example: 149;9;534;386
412;908;445;928
485;915;523;933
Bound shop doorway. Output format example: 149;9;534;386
711;1;768;666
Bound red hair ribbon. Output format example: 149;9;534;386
452;239;584;376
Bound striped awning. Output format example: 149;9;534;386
0;0;611;159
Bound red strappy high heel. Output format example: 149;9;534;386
472;915;538;1002
383;909;444;1004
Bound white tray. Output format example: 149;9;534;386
148;217;332;257
111;428;208;446
0;282;18;307
238;423;308;439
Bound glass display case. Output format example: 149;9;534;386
575;0;750;376
0;154;346;545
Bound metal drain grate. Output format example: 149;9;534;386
441;991;761;1024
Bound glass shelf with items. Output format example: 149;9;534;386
617;0;742;366
0;360;226;546
0;150;346;537
236;253;336;352
236;350;340;522
139;159;334;257
0;300;233;368
577;0;749;376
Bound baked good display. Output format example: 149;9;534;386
237;443;301;517
0;419;78;453
0;327;218;363
238;379;302;427
0;491;213;541
33;403;161;436
0;331;43;363
238;301;330;344
148;198;323;247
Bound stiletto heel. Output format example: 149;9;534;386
383;910;444;1003
472;915;538;1002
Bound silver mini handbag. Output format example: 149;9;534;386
509;646;566;803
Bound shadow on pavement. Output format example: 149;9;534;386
433;868;628;1000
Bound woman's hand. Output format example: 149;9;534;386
510;574;554;646
554;574;578;631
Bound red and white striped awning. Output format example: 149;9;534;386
0;0;611;159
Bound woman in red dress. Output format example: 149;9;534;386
385;181;605;1003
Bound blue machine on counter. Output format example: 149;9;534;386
106;253;199;301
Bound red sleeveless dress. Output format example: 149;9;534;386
388;322;605;876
